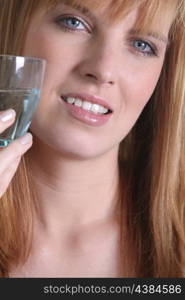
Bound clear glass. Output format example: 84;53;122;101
0;55;46;147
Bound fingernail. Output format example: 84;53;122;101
19;133;33;145
0;109;15;122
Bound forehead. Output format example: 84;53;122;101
46;0;177;33
47;0;177;19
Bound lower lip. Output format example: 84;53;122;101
60;98;112;127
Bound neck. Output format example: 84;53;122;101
26;136;121;233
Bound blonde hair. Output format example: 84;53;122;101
0;0;185;277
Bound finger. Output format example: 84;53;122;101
0;133;33;174
0;109;16;133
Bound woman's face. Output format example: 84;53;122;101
23;2;173;159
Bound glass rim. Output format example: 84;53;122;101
0;54;46;63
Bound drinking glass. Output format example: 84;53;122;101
0;55;46;147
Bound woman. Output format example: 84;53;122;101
0;0;184;277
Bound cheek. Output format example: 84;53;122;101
116;63;163;141
22;27;91;113
23;27;81;111
23;24;86;69
23;30;71;83
126;64;163;112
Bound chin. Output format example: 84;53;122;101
53;139;109;160
30;128;111;161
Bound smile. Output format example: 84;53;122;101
62;96;111;115
60;93;113;127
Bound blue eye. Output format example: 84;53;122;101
133;40;156;56
55;16;88;32
63;17;85;29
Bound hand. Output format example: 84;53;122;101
0;109;33;197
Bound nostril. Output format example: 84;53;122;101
108;80;114;85
86;73;96;78
85;73;114;85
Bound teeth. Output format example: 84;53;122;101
66;97;75;104
64;97;109;114
82;101;92;111
91;104;101;114
96;105;109;114
74;98;82;107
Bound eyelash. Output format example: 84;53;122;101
55;16;157;57
55;15;90;33
130;39;157;57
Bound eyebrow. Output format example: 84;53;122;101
73;5;93;19
62;1;96;20
130;29;169;44
57;2;169;45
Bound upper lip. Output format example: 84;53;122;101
61;92;113;112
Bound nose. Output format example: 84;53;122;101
76;39;118;86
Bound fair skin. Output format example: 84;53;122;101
10;2;173;277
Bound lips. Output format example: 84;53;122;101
60;92;113;127
61;92;113;112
